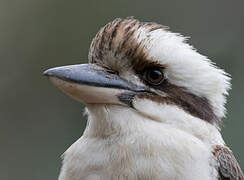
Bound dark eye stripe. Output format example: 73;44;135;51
132;81;221;128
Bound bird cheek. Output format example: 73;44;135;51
132;97;163;122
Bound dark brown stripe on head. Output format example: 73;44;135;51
98;25;108;60
108;18;123;50
89;17;168;66
142;22;169;32
136;81;221;128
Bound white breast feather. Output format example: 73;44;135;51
59;104;221;180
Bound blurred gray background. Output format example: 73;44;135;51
1;0;243;179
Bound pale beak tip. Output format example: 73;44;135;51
43;67;62;77
43;69;50;77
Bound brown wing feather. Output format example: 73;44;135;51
213;145;244;180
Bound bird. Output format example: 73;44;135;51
44;17;244;180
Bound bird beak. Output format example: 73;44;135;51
44;64;146;105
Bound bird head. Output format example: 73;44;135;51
44;17;230;130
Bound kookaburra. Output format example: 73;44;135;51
44;17;243;180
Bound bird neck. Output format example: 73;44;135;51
82;104;147;138
81;103;224;147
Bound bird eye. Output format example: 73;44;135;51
143;68;165;85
